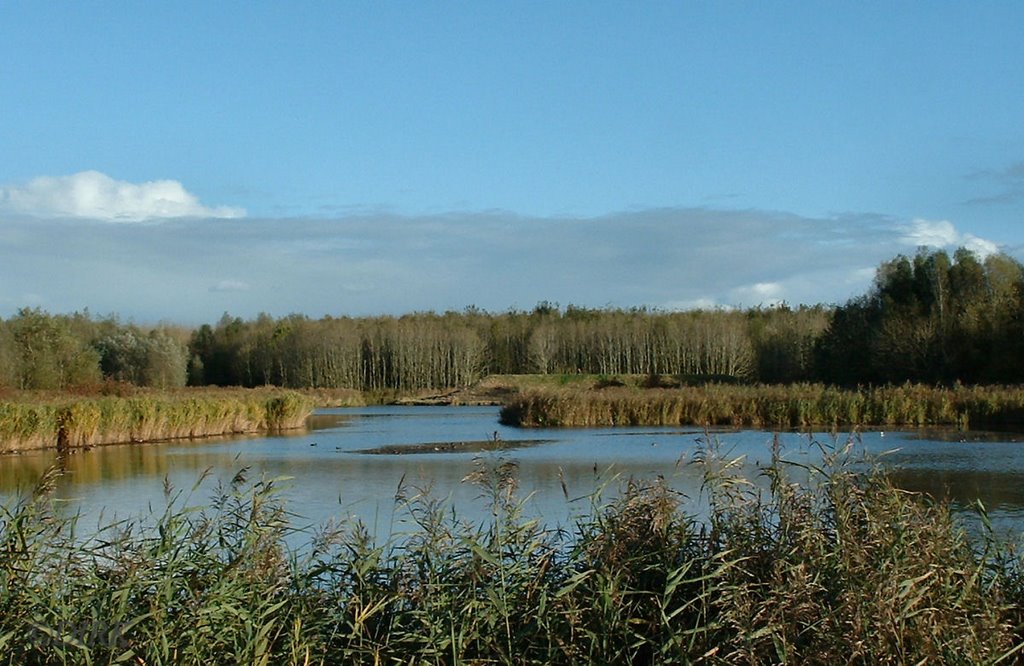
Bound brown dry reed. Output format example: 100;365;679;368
1;435;1023;664
0;389;313;453
500;381;1024;431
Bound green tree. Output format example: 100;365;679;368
142;328;189;388
0;320;17;388
816;248;1024;385
8;308;101;389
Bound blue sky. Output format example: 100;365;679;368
1;2;1022;323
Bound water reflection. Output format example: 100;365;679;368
886;468;1024;512
0;406;1022;541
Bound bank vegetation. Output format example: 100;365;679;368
499;380;1024;429
0;388;312;453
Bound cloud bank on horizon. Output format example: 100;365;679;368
0;171;1008;324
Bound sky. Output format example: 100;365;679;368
1;2;1022;324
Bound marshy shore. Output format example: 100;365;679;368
5;375;1024;454
495;376;1024;431
0;388;313;454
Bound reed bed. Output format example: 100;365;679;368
1;441;1022;665
499;382;1024;430
0;389;313;453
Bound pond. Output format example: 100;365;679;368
2;405;1023;540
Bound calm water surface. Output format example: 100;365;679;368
2;406;1023;540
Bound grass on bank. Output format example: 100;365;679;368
499;380;1024;430
1;438;1023;665
0;387;314;453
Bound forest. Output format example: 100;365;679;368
1;247;1022;392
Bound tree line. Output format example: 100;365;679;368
1;248;1022;391
817;248;1024;384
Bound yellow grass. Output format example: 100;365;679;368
0;388;313;453
499;381;1024;430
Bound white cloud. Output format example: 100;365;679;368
730;282;784;307
0;171;245;221
850;267;877;282
961;234;999;259
751;282;783;298
902;219;959;247
901;218;999;258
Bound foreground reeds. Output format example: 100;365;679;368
1;438;1022;665
0;388;313;453
500;381;1024;430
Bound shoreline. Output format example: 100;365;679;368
6;376;1024;453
